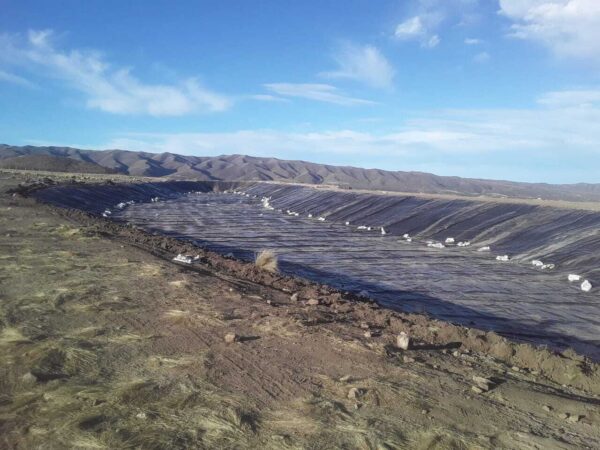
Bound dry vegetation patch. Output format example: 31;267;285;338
255;249;278;273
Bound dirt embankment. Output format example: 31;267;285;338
1;172;600;449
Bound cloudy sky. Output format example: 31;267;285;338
1;0;599;183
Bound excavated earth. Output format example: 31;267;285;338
35;180;600;361
0;172;599;449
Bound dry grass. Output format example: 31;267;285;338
255;250;278;273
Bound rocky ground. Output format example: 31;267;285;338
1;171;599;449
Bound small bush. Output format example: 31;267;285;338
255;250;278;273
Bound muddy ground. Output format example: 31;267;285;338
1;172;600;449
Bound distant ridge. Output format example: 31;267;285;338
2;143;600;202
0;154;118;174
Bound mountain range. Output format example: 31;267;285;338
1;144;599;202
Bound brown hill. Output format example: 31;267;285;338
1;144;599;202
0;154;118;174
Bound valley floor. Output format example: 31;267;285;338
1;173;599;449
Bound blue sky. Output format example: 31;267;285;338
1;0;599;183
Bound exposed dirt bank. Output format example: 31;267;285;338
1;172;600;448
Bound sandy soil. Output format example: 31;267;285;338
1;172;600;449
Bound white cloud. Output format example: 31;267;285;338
321;44;395;89
263;83;375;106
0;29;231;116
537;88;600;107
425;35;441;48
395;16;441;48
473;51;490;63
248;94;289;102
395;16;427;38
102;88;600;182
0;69;36;88
464;37;482;45
394;1;481;49
499;0;600;62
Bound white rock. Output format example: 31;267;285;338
224;333;239;343
406;237;412;242
496;255;510;262
477;246;491;252
445;237;455;244
357;225;367;230
581;280;592;292
345;221;350;226
568;274;581;282
308;213;313;218
457;241;471;247
381;227;387;236
532;260;544;267
403;233;410;239
541;263;555;270
347;387;364;399
318;217;326;222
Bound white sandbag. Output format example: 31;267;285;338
173;254;193;264
428;242;445;249
395;332;410;350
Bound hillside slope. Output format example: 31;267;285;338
2;144;599;201
0;154;118;174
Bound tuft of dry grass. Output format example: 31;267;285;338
255;250;278;273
